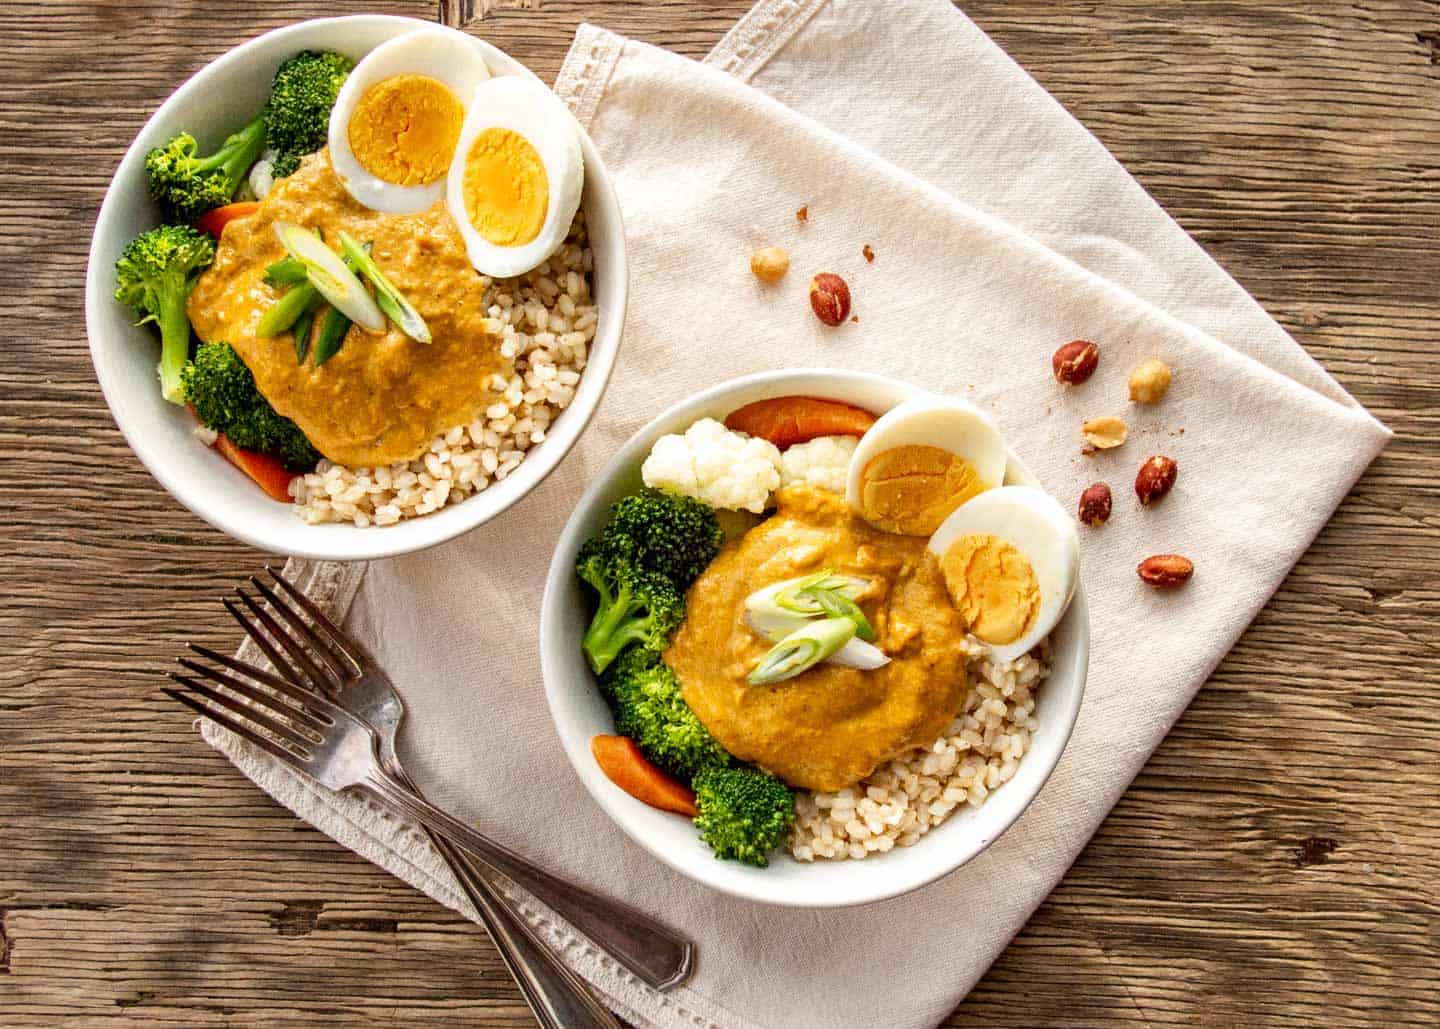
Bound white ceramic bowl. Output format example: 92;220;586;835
85;16;626;561
541;369;1089;907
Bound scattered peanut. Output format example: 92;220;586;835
750;246;790;283
1077;483;1113;526
795;205;809;224
1081;415;1128;449
862;244;875;262
1134;455;1178;505
1129;358;1173;404
1138;554;1194;588
809;273;851;326
1052;340;1100;384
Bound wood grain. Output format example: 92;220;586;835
2;0;1437;1025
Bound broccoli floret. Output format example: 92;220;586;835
182;342;319;470
600;649;730;781
114;225;216;404
603;488;723;589
144;114;267;223
265;50;354;178
576;539;685;674
692;765;795;867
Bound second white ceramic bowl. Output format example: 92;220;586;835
541;369;1088;907
85;16;626;561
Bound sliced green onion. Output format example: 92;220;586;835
264;256;308;287
753;569;869;616
256;281;318;337
832;637;889;671
802;585;876;641
274;221;384;333
337;231;431;344
748;618;855;685
312;305;352;367
292;305;316;362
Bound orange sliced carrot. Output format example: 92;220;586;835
214;434;296;503
591;735;698;817
194;201;260;239
724;395;877;450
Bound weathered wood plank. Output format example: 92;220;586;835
1;0;1436;1025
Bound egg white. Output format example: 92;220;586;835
445;75;584;279
927;485;1079;663
845;395;1009;528
327;29;492;214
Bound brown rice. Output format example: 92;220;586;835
289;213;597;526
790;639;1049;861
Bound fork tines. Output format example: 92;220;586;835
165;567;359;761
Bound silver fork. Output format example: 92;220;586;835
165;574;695;998
187;579;630;1029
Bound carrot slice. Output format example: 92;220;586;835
724;395;877;450
591;735;699;817
194;201;260;239
214;434;296;503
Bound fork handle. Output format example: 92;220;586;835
362;771;695;992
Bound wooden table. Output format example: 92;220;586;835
5;0;1437;1023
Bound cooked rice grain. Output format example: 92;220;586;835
790;640;1049;861
290;215;596;526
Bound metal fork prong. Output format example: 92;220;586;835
163;687;312;770
176;657;331;734
188;643;307;697
224;598;308;687
233;588;334;693
263;567;365;677
247;575;352;687
165;676;315;758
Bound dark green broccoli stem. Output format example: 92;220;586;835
582;575;649;674
145;114;267;223
155;282;194;404
113;225;215;405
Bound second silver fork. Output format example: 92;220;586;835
173;568;693;1004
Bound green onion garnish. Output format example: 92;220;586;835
337;231;431;344
748;617;856;685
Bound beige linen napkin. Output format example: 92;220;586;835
202;4;1390;1027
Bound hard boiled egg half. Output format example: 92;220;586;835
927;486;1079;663
445;76;584;278
328;29;492;214
846;396;1008;536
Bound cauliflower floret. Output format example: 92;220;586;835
779;435;858;494
641;418;781;513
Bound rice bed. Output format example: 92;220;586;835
790;641;1048;861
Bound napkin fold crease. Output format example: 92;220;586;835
202;3;1389;1027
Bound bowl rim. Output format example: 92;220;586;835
84;14;627;562
540;367;1090;907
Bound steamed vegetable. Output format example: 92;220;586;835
575;488;722;672
214;433;297;502
265;50;354;178
144;116;268;223
599;648;730;782
723;396;877;450
338;231;431;343
193;201;260;238
748;617;856;685
591;735;698;817
113;225;216;404
692;765;794;867
182;341;318;470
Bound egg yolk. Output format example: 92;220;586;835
939;533;1041;646
348;74;463;186
462;127;549;248
858;445;989;536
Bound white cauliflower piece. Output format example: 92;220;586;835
247;149;279;201
641;418;781;513
779;435;858;494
